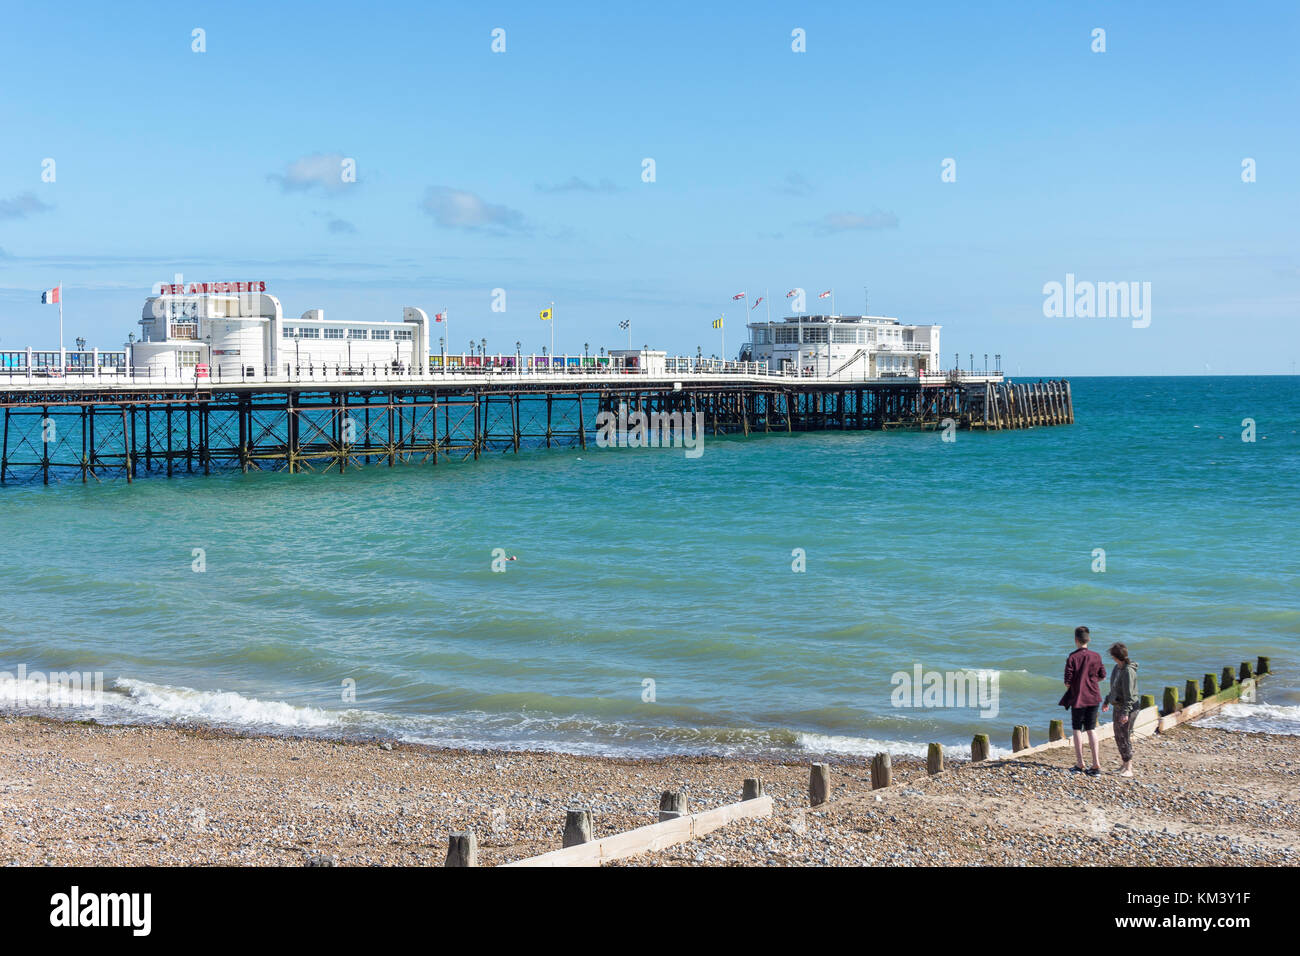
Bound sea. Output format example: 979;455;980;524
1;375;1297;757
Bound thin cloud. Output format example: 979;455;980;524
327;218;357;234
535;176;622;194
269;153;355;193
0;192;54;220
420;186;529;234
812;209;900;233
775;173;814;196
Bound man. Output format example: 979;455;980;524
1059;625;1107;775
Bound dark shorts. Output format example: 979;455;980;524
1071;705;1099;731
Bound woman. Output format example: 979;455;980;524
1101;642;1139;776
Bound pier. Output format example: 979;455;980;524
0;362;1072;485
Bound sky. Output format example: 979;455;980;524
1;1;1297;375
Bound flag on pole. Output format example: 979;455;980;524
785;289;798;298
539;308;552;320
712;317;724;329
434;312;445;323
731;292;745;300
41;286;61;304
618;320;630;330
751;297;763;310
818;290;832;299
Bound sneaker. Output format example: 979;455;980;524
1069;766;1085;773
1086;767;1101;776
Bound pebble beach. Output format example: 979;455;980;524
2;713;1297;866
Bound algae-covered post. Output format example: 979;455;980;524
971;734;990;762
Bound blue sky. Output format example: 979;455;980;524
1;1;1297;374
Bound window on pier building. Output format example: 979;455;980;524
178;350;201;368
751;327;769;344
348;328;367;339
372;329;391;340
323;328;345;339
803;327;828;343
832;327;858;344
775;327;799;344
394;329;413;341
298;327;320;339
283;327;296;338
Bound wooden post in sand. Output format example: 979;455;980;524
1162;686;1180;715
659;791;687;822
1221;666;1235;690
445;830;478;867
1140;694;1156;710
1239;660;1255;681
809;764;830;806
743;777;765;801
1203;673;1219;697
563;810;593;847
971;733;990;762
1049;719;1065;742
1257;656;1271;676
926;743;944;775
871;753;892;790
1184;679;1202;706
1012;725;1029;752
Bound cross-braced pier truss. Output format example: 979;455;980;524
0;377;1072;485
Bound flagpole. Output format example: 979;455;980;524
59;281;64;359
550;301;555;360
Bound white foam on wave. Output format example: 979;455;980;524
112;678;342;730
1199;701;1300;736
4;672;1021;760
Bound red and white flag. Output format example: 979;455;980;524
751;297;763;310
818;290;831;299
732;292;746;300
785;289;798;298
434;312;445;322
41;286;61;304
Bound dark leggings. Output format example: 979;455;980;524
1114;710;1134;762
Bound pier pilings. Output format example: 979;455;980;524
0;376;1073;485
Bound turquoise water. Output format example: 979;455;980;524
1;376;1298;756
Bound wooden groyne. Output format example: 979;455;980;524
0;374;1073;485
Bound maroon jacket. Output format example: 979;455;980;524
1059;646;1107;708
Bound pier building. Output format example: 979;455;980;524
743;314;940;379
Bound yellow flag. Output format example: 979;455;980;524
712;316;723;329
539;308;552;321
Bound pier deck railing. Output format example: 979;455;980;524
0;355;1006;392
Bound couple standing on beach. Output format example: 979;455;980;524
1060;625;1139;777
